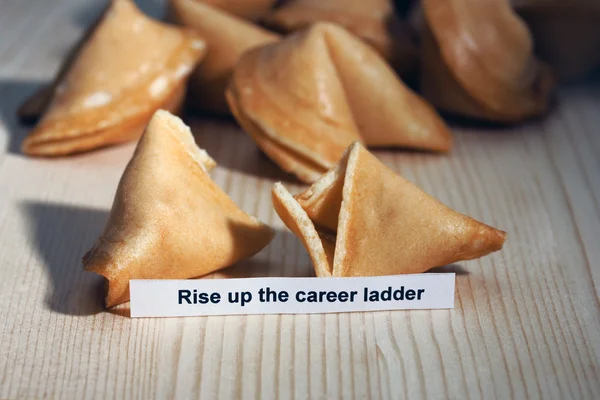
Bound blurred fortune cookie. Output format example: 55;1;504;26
83;110;274;307
420;0;555;123
515;0;600;82
21;0;205;156
227;23;452;183
263;0;419;77
272;142;507;278
168;0;279;115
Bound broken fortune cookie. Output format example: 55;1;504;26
421;0;554;123
168;0;279;115
272;142;506;277
83;110;274;307
22;0;206;156
227;23;452;183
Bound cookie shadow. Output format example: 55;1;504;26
0;79;48;155
20;201;109;316
217;226;315;279
427;264;470;275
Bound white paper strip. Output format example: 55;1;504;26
130;274;455;317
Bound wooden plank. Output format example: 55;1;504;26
0;108;598;398
0;0;599;398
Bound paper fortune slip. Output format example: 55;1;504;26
130;274;455;317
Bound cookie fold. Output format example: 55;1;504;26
22;0;206;156
272;142;506;277
168;0;279;115
83;110;274;307
227;23;452;183
421;0;554;123
263;0;418;76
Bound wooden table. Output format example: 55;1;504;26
1;0;599;398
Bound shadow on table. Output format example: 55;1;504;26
218;227;315;279
0;79;47;155
20;201;108;316
427;264;469;275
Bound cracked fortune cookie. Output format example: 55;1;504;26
82;110;274;307
272;142;507;277
226;23;452;183
420;0;555;123
168;0;279;115
21;0;206;156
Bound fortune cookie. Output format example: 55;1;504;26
83;110;274;307
168;0;279;115
227;23;452;183
421;0;555;123
21;0;206;157
273;142;507;277
263;0;418;76
515;0;600;82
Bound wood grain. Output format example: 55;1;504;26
0;0;599;398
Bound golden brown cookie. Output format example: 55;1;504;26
83;110;274;307
22;0;206;156
227;23;452;183
421;0;554;123
273;142;507;277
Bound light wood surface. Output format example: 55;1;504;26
1;0;599;398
